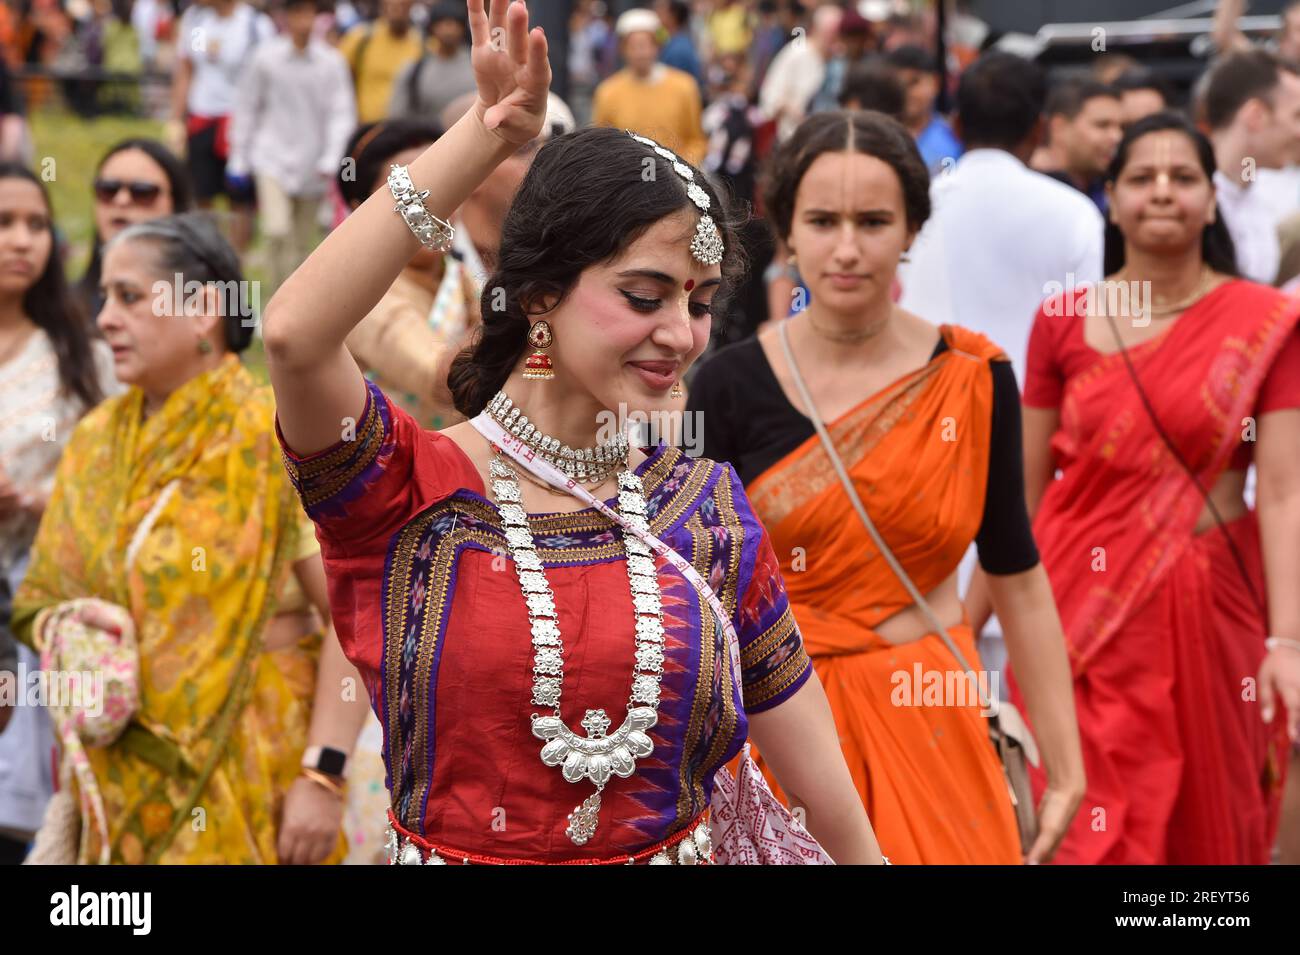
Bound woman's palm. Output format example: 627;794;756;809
468;0;551;145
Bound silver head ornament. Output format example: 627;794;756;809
626;131;725;266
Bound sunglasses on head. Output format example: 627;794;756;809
93;178;164;205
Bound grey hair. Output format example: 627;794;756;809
104;211;256;353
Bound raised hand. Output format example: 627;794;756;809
468;0;552;147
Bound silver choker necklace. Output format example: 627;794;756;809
486;391;630;486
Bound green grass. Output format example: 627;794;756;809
29;107;271;379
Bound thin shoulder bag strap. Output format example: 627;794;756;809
469;413;745;691
1101;306;1266;616
775;320;995;714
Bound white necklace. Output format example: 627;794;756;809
486;391;629;485
488;455;666;846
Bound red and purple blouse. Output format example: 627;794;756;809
276;381;812;860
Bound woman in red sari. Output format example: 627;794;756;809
1013;112;1300;863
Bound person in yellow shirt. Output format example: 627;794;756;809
707;0;752;56
592;8;706;165
338;0;424;123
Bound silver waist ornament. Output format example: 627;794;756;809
384;817;714;865
488;455;666;846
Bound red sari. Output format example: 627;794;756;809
1016;280;1300;864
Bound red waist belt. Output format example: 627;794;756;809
385;808;715;866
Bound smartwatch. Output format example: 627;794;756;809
301;745;348;779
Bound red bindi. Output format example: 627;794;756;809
684;279;695;292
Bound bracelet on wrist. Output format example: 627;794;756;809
300;766;345;799
1265;636;1300;654
387;163;455;253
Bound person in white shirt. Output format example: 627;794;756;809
897;51;1104;679
167;0;276;253
758;4;841;143
898;51;1103;384
228;0;356;293
1201;49;1300;285
130;0;165;68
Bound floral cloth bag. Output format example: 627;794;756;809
28;598;138;865
23;482;169;864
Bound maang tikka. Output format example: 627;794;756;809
626;131;725;266
523;320;555;381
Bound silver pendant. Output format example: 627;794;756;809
533;706;657;787
487;449;667;847
566;791;602;845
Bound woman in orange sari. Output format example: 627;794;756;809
690;111;1085;864
1008;112;1300;864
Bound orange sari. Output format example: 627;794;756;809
746;325;1021;864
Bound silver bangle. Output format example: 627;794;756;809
387;163;454;252
1265;637;1300;654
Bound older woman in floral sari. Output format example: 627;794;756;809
13;213;368;864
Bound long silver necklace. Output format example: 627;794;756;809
487;391;629;485
488;454;666;846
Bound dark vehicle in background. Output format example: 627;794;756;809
968;0;1290;103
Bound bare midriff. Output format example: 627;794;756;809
870;468;1250;647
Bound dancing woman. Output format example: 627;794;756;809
263;0;880;864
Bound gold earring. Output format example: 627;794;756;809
523;320;554;381
670;380;684;399
197;337;213;355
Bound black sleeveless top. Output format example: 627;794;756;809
686;334;1040;575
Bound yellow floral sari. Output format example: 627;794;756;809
13;354;342;864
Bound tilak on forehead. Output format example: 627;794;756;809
1134;133;1183;183
626;131;725;266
